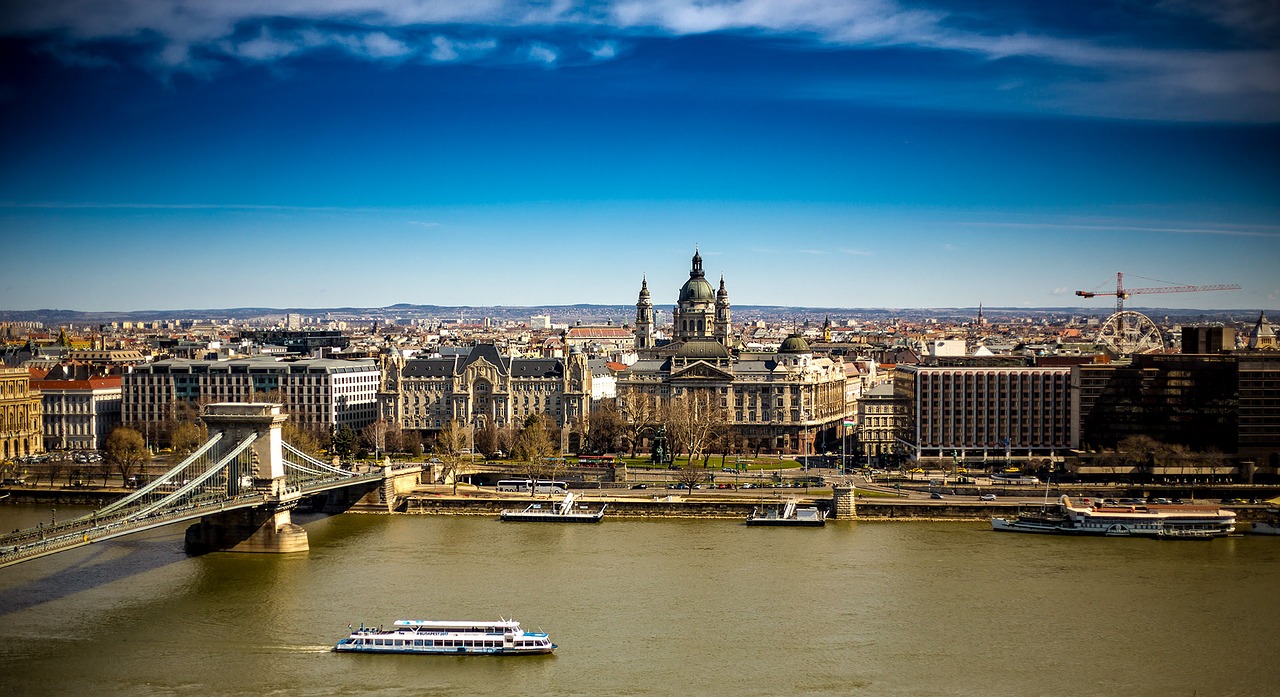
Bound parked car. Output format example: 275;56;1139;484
630;484;647;490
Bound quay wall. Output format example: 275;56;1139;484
4;486;1275;522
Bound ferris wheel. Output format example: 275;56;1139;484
1098;310;1164;355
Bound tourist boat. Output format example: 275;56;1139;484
333;619;555;655
746;498;827;527
991;495;1236;538
499;491;606;523
1249;509;1280;535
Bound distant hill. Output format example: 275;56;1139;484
0;304;1266;327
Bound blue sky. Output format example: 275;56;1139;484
1;1;1277;313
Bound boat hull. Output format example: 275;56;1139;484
746;517;826;527
1250;522;1280;536
333;643;555;656
498;512;604;523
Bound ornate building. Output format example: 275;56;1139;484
1;367;43;459
619;250;847;455
378;343;591;439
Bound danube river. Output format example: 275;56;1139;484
2;504;1278;696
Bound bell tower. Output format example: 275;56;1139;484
635;275;655;350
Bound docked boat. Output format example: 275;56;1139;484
991;495;1236;538
746;498;827;527
499;491;606;523
333;619;555;655
1249;509;1280;535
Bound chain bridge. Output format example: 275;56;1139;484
0;403;421;569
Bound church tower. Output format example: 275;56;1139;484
635;275;655;350
673;246;716;343
714;275;732;347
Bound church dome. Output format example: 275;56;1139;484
679;276;715;303
778;334;811;354
678;246;715;303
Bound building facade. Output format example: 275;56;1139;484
895;365;1072;464
0;367;43;459
378;343;591;436
123;357;379;433
31;376;122;451
856;381;908;462
618;250;847;456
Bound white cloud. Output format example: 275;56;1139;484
3;0;1276;121
430;36;459;61
527;42;558;64
586;39;618;60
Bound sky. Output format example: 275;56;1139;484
1;0;1277;313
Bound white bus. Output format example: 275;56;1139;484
495;479;568;494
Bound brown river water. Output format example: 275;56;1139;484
1;504;1278;696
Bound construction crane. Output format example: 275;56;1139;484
1076;272;1240;315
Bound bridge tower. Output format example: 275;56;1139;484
184;403;310;554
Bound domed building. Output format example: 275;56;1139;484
619;249;849;456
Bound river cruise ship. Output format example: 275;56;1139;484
746;498;827;527
499;491;606;523
991;495;1236;538
333;619;555;655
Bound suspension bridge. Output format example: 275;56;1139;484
0;403;421;569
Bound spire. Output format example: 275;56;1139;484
717;274;728;298
691;244;704;278
639;274;650;301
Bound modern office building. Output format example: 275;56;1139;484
123;357;379;433
894;364;1072;464
1072;352;1280;478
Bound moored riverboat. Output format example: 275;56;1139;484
333;619;555;655
746;498;826;527
499;491;606;523
992;495;1236;538
1249;509;1280;535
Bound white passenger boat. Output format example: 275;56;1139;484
1249;509;1280;535
991;495;1236;538
746;498;827;527
499;491;606;523
333;619;555;655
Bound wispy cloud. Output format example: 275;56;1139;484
965;221;1280;238
839;248;874;256
3;1;1277;121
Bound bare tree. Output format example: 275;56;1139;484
282;421;327;458
170;421;209;458
618;389;661;457
474;420;501;459
665;389;729;467
361;419;392;460
432;419;470;495
105;426;149;485
513;413;559;491
587;400;625;455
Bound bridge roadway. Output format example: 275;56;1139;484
0;468;395;569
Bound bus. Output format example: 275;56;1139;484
495;479;568;494
576;455;616;467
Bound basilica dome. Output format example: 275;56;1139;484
679;275;715;303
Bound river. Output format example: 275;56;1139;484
1;504;1278;696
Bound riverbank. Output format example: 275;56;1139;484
4;485;1275;522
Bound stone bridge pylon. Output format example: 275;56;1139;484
183;403;309;554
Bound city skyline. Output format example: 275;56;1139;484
2;1;1277;312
